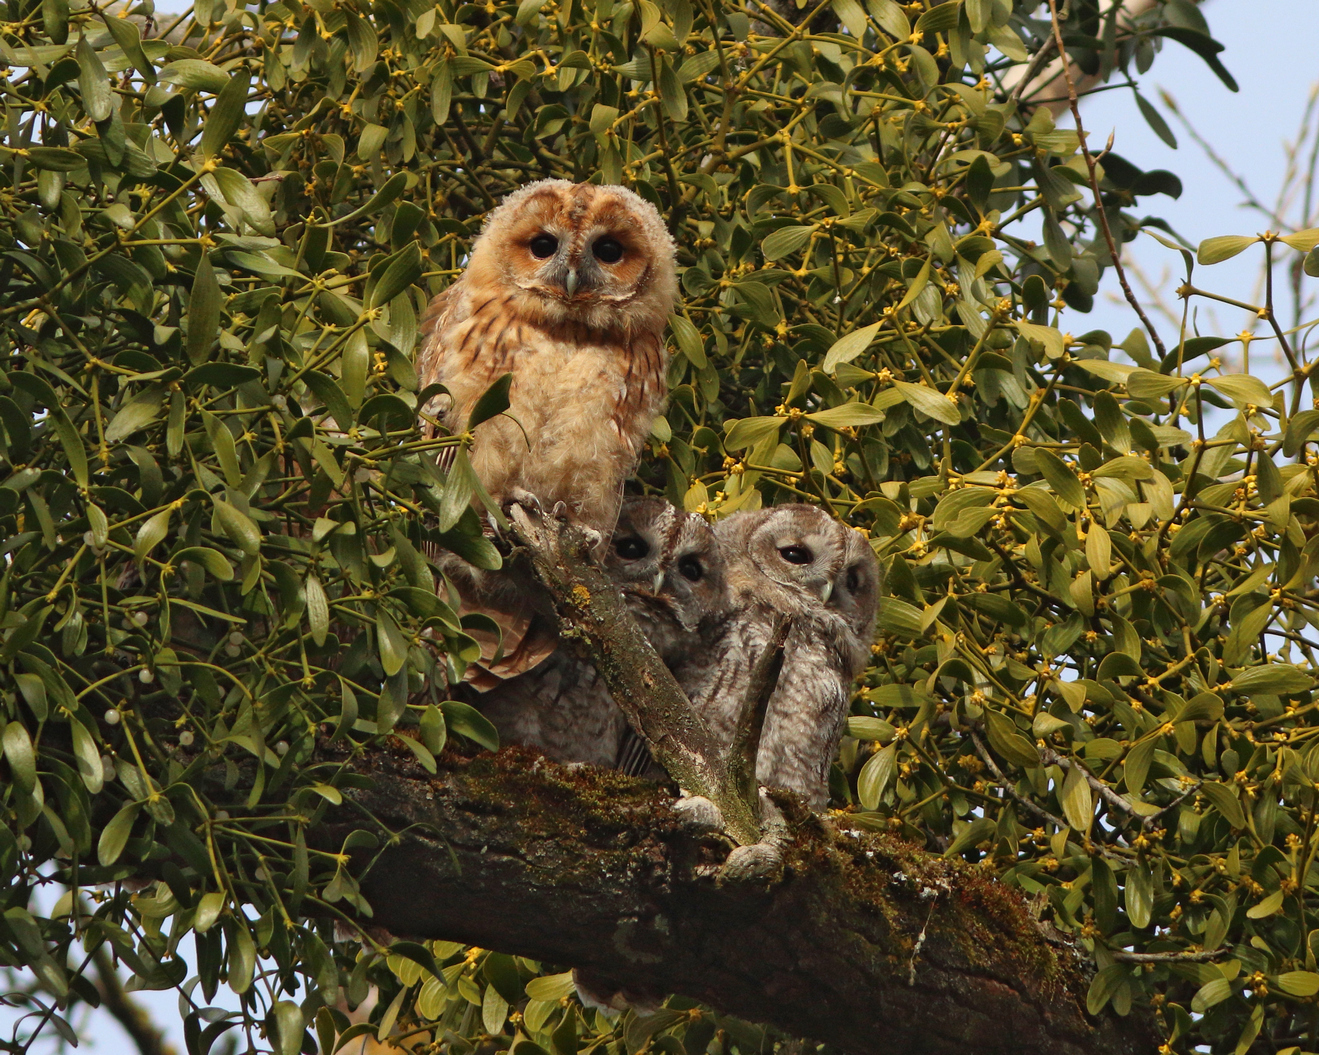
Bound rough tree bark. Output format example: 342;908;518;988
315;510;1158;1055
320;746;1158;1055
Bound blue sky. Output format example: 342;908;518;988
1063;0;1319;382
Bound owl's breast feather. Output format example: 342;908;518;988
428;310;668;534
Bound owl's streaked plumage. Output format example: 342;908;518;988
417;179;676;537
415;179;678;684
478;499;727;773
688;504;879;809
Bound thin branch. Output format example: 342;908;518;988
726;614;790;818
1161;89;1289;230
92;945;179;1055
970;731;1063;833
1039;746;1140;822
1045;0;1167;360
1111;948;1227;964
506;504;761;844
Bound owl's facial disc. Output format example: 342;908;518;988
518;219;634;303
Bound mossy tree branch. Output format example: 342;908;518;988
323;746;1159;1055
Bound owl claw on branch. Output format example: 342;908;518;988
504;500;785;849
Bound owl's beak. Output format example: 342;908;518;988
653;571;665;593
818;581;834;603
564;268;580;296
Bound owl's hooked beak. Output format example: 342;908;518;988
564;268;580;296
818;580;834;603
652;570;665;594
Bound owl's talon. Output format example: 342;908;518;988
673;794;724;832
504;487;544;517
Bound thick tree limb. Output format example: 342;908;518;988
324;746;1159;1055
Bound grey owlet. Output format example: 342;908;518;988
687;504;879;809
477;498;727;773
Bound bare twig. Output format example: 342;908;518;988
1045;0;1167;361
970;731;1064;833
1040;747;1140;822
1111;948;1227;964
1161;89;1288;230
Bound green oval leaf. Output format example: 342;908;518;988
856;743;895;810
193;891;226;933
1197;234;1259;264
369;242;422;309
305;575;330;647
98;801;141;865
3;721;36;793
158;58;230;92
376;607;409;677
440;700;500;752
76;35;112;122
214;501;261;556
822;321;883;373
1206;373;1273;410
1230;665;1313;696
760;224;816;261
175;546;235;581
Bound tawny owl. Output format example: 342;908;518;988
477;498;727;772
416;179;678;685
417;179;676;536
414;181;675;685
687;504;879;809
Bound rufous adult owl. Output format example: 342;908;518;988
478;498;727;773
687;504;879;809
416;179;678;684
417;179;676;537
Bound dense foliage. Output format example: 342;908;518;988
3;0;1319;1052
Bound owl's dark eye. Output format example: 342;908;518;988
614;536;649;561
677;555;704;582
529;233;558;259
592;236;624;263
846;567;860;593
779;545;812;565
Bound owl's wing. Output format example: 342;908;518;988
423;540;560;688
479;651;628;768
460;608;559;690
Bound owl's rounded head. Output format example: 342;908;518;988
606;498;727;642
466;179;677;334
717;504;861;613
